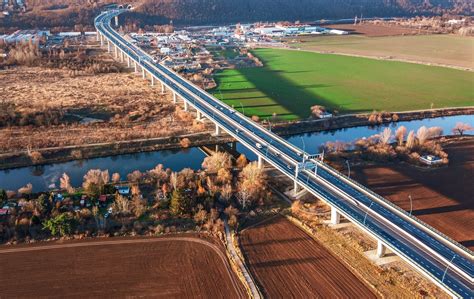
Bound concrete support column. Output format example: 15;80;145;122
172;92;177;103
107;40;111;52
142;68;146;79
114;16;119;27
215;124;221;136
127;56;131;68
258;155;263;168
330;206;341;225
293;180;299;196
151;76;155;86
161;83;166;94
114;45;118;58
100;34;104;46
120;51;124;62
376;240;387;258
96;32;100;41
134;61;138;73
196;111;202;121
184;101;189;111
231;141;237;151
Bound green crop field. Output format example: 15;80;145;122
289;34;474;70
211;48;474;120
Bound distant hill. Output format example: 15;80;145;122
129;0;473;25
1;0;472;31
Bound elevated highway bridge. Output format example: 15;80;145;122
95;9;472;298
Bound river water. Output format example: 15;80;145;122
1;114;472;192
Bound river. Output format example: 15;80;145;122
0;114;472;192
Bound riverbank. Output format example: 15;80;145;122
1;108;472;170
272;107;474;136
0;132;234;170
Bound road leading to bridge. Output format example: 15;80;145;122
95;9;472;298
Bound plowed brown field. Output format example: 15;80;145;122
240;216;376;298
354;138;474;250
0;236;246;298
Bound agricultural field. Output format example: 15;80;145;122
0;236;246;298
287;34;474;70
212;48;473;120
239;215;376;298
353;138;474;250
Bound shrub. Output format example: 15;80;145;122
43;213;76;237
179;138;191;148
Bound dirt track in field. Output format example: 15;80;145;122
240;215;376;298
353;138;474;250
0;236;246;298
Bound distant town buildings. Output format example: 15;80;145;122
0;30;50;44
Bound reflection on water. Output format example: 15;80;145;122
0;148;206;192
1;114;472;192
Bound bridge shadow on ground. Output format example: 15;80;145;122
214;54;347;119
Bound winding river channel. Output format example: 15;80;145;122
0;114;472;192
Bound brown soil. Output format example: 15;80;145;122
327;23;423;37
353;138;474;250
0;236;246;298
239;215;376;298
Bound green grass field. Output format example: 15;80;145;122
211;48;474;120
290;34;474;70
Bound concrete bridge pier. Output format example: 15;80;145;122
100;34;104;46
96;32;100;42
120;50;124;62
151;76;155;86
172;91;177;103
184;101;189;111
142;68;146;80
161;83;166;94
293;181;299;196
376;240;387;258
133;61;138;73
330;206;341;225
107;40;111;53
258;155;264;168
114;16;119;27
127;56;131;68
215;124;221;136
114;45;118;58
196;111;203;121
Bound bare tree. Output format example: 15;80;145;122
416;126;429;145
220;184;233;202
236;154;248;169
452;122;473;136
60;173;74;193
237;184;252;209
83;169;108;196
379;128;392;145
395;126;407;146
406;130;416;149
428;126;443;138
217;168;232;184
18;183;33;195
170;172;178;191
112;194;130;216
112;173;121;184
202;152;232;173
127;170;143;184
